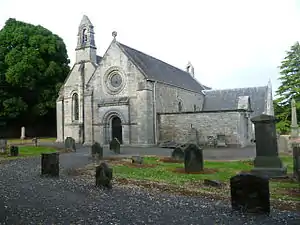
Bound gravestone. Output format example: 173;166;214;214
64;137;76;152
20;126;25;140
95;162;113;189
171;147;185;161
91;142;103;160
188;127;200;145
0;139;7;154
251;114;287;178
132;155;143;164
292;145;300;181
10;146;19;157
216;134;227;147
290;99;299;139
109;138;120;154
230;173;270;214
32;137;38;147
184;143;203;173
41;152;59;177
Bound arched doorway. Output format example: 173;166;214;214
111;116;122;143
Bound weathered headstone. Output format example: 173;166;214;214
109;138;120;154
171;147;185;161
20;126;25;140
32;137;38;147
188;126;200;145
10;146;19;157
132;155;143;164
95;162;113;189
0;139;7;154
251;114;287;178
290;99;299;139
41;152;59;177
64;137;76;151
91;142;103;160
216;134;227;147
184;143;203;173
292;145;300;181
230;173;270;214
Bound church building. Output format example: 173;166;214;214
56;15;274;147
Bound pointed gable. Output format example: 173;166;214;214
117;42;207;93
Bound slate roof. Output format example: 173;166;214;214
117;42;208;93
202;86;268;116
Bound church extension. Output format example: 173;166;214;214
56;15;274;147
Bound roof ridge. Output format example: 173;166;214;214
204;85;268;92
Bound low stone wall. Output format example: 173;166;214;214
157;111;245;147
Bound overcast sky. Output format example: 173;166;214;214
1;0;300;96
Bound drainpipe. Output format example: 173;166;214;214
81;63;85;144
153;81;157;144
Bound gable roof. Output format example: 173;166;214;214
202;86;268;116
117;42;208;93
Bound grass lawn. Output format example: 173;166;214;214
7;137;56;144
75;154;299;211
0;146;59;160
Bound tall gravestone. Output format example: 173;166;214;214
41;152;59;177
251;114;287;178
292;145;300;181
65;137;76;151
230;173;270;214
290;99;299;139
20;126;26;140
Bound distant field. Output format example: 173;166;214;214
7;137;56;144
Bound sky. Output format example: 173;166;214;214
0;0;300;97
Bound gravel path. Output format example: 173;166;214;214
0;150;299;224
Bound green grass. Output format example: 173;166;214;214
7;137;56;144
0;146;58;160
111;155;299;201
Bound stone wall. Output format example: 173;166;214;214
158;111;250;147
155;82;205;113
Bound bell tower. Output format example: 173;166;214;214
75;15;97;63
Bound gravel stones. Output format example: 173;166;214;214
0;153;299;224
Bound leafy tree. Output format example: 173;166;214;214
275;41;300;133
0;18;70;122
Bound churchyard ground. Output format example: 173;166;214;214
73;154;299;211
7;137;56;145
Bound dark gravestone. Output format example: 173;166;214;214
64;137;76;152
10;146;19;157
95;162;113;189
292;145;300;181
91;142;103;160
32;137;38;147
251;114;287;178
109;138;120;154
184;143;203;173
171;147;185;161
41;152;59;177
132;155;143;164
230;173;270;214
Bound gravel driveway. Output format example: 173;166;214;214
0;148;299;224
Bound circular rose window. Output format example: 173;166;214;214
110;73;122;88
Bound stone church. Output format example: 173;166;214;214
56;15;274;147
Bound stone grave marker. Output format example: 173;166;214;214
0;139;7;154
109;138;120;154
251;114;287;178
171;146;185;161
132;155;143;164
95;162;113;189
184;143;203;173
20;126;25;140
91;142;103;160
230;173;270;214
64;137;76;152
10;146;19;157
41;152;59;177
32;137;38;147
292;144;300;181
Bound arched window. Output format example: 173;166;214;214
178;101;182;112
72;93;79;121
82;29;87;43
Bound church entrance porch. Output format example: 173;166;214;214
111;116;123;144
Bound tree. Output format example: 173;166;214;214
275;41;300;133
0;18;70;122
